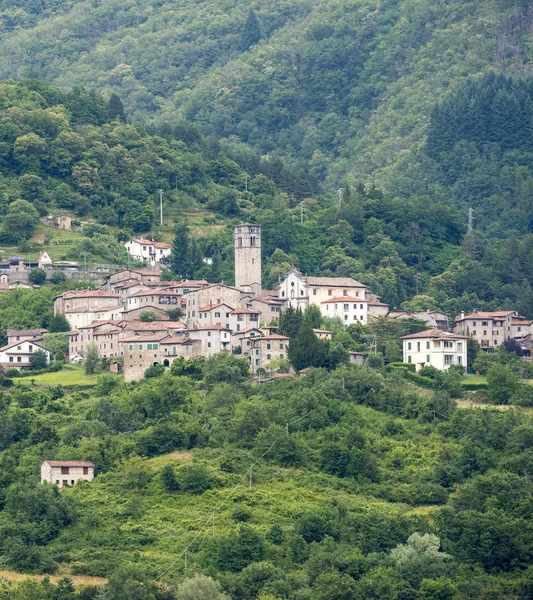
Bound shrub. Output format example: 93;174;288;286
6;368;20;378
144;363;165;378
180;464;212;494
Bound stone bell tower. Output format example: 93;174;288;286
234;223;261;292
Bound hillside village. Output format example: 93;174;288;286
2;224;533;382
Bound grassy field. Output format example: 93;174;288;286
462;374;487;384
17;365;122;387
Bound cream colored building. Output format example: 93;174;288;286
277;266;388;320
453;310;516;350
41;461;94;488
402;329;468;372
320;296;369;324
189;325;232;357
245;296;282;324
54;290;120;315
228;308;261;332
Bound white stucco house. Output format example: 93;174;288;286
0;339;50;369
124;238;171;266
401;329;468;372
320;296;369;324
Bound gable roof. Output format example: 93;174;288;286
42;461;94;467
305;276;366;288
7;328;47;337
456;311;516;321
230;308;260;314
121;332;171;343
401;329;469;340
192;324;232;332
321;296;368;304
254;334;290;341
0;339;47;352
199;302;233;312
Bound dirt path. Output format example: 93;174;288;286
0;570;107;587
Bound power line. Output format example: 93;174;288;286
154;412;311;581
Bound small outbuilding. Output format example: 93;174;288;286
41;460;95;488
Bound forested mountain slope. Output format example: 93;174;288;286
0;0;530;198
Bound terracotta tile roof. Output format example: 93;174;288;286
160;336;200;345
232;328;262;336
61;290;119;299
313;329;333;334
457;311;515;320
513;319;533;325
230;308;260;314
121;332;171;343
130;288;181;297
401;329;469;340
305;276;366;287
253;334;289;341
321;296;368;304
7;328;47;337
252;296;282;305
132;239;171;249
199;303;232;312
43;461;94;467
122;321;185;331
192;325;232;331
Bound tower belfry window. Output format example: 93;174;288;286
239;238;242;247
250;236;255;246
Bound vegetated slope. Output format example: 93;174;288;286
4;365;533;599
0;0;529;193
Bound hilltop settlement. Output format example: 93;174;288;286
2;224;533;382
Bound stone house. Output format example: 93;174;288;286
245;296;282;324
231;327;263;352
122;334;201;382
54;290;120;315
126;288;182;311
313;329;333;340
185;284;242;327
453;310;517;350
7;328;47;345
320;296;369;324
104;269;162;291
248;334;289;374
41;461;94;487
402;329;468;372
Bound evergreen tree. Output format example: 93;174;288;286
172;221;190;278
48;313;71;333
279;306;303;338
239;8;262;51
288;323;327;371
108;93;126;122
303;304;322;329
210;252;222;282
187;239;203;279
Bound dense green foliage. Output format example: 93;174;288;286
1;355;533;597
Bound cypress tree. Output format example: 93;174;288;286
108;93;126;122
172;221;190;278
240;8;262;51
288;323;326;372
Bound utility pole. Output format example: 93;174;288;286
415;272;420;296
249;465;253;490
159;189;164;226
244;175;248;192
467;208;474;234
300;200;304;224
